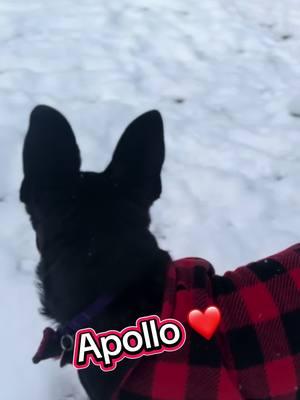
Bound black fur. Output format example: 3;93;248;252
20;105;171;399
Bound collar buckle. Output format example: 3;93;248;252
60;334;74;352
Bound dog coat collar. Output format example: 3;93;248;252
32;259;211;368
33;294;113;367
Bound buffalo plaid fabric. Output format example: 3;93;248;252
116;244;300;400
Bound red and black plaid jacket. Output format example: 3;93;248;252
115;244;300;400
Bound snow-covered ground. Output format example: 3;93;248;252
1;0;300;398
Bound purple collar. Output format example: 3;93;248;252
33;294;113;367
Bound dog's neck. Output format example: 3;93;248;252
35;214;171;332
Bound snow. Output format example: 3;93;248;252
289;95;300;117
0;0;300;398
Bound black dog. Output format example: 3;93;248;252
21;105;171;399
21;106;300;400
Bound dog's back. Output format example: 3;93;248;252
116;244;300;399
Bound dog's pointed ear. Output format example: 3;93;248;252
21;105;81;201
106;110;165;207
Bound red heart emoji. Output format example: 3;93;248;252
187;307;221;340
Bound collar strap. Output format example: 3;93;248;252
33;294;113;366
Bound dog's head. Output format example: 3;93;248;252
20;105;168;321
